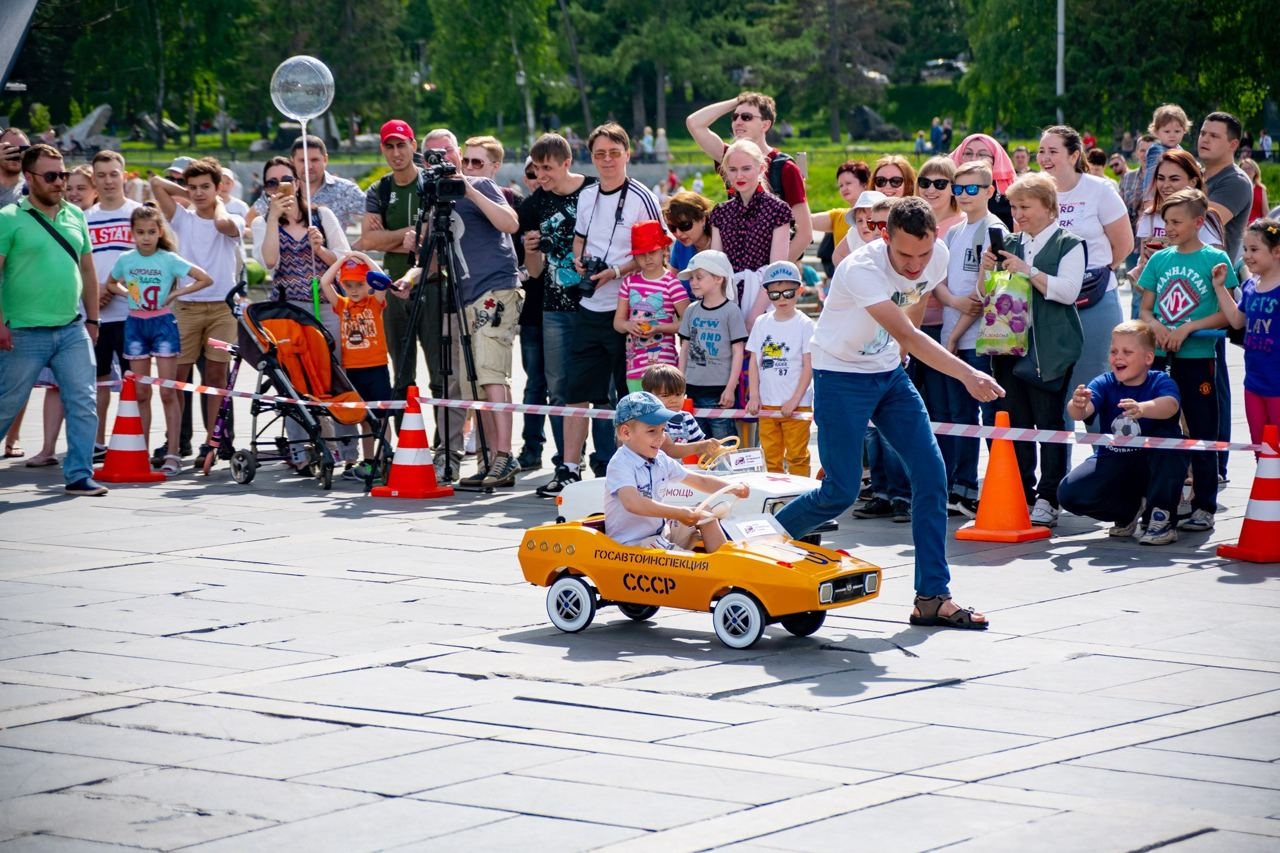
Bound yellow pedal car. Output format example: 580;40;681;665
519;488;882;649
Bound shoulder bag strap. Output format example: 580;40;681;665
26;207;79;263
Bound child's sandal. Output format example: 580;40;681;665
161;454;183;475
910;594;989;630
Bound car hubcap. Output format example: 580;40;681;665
723;604;752;636
556;590;583;621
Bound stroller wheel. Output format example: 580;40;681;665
230;450;257;485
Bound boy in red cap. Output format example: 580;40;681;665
319;250;406;479
613;220;690;391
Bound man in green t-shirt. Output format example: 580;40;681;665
0;144;108;495
357;121;465;478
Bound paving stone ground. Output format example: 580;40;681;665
0;332;1277;852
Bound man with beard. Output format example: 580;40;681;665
0;144;106;495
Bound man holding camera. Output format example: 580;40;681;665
536;123;665;496
360;121;464;478
520;133;596;476
0;128;30;208
391;129;525;488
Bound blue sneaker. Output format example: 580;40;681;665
65;478;108;496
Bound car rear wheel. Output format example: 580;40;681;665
617;603;659;621
780;610;826;637
547;575;596;633
713;591;766;649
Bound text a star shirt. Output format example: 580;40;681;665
810;238;950;373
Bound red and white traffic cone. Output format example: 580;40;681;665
371;385;453;499
94;377;166;483
1217;425;1280;564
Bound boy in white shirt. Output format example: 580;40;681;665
746;261;814;476
605;392;748;552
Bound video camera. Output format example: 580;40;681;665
414;148;467;204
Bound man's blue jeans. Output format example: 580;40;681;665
542;311;576;463
776;367;952;597
939;349;995;500
0;323;99;485
866;426;909;502
519;323;550;453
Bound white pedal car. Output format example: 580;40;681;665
554;439;838;545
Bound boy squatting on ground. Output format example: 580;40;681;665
605;391;749;554
1057;320;1189;546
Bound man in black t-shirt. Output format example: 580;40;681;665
518;133;596;484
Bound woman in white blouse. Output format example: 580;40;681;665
1037;125;1134;422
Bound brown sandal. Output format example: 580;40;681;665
910;594;989;630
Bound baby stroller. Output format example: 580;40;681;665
227;299;391;490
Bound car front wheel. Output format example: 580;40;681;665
713;591;766;649
547;575;596;633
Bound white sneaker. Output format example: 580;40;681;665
1029;498;1059;527
1140;508;1178;545
1109;498;1146;538
1179;508;1215;532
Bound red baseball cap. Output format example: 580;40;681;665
380;119;414;145
338;257;371;283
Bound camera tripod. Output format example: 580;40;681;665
398;182;491;491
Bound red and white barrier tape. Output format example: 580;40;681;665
121;372;1267;454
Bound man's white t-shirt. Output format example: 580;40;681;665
169;203;244;301
746;311;815;406
810;238;949;374
1056;173;1127;291
573;177;664;312
86;198;142;323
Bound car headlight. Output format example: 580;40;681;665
763;496;796;515
865;573;878;594
819;582;833;604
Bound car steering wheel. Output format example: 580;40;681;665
697;436;740;470
693;483;743;522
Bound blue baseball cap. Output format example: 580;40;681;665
760;261;802;287
614;391;677;426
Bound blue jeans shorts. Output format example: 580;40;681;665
125;314;182;359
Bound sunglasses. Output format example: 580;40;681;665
766;288;798;301
732;112;758;122
28;170;71;183
592;149;627;161
918;177;951;191
524;170;537;180
263;176;295;190
667;219;695;232
874;176;905;189
951;183;991;196
461;157;491;169
866;220;887;231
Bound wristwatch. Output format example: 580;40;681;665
612;265;622;279
1028;266;1040;279
85;319;100;326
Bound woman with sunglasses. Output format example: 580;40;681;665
251;157;348;334
950;133;1017;229
834;157;916;270
250;156;353;472
1037;125;1133;416
663;190;714;278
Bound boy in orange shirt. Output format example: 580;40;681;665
319;251;406;478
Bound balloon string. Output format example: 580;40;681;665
300;122;321;321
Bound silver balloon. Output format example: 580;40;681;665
270;56;335;121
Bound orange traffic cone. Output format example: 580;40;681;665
94;377;166;483
956;410;1051;543
371;385;453;499
682;398;700;464
1217;424;1280;563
